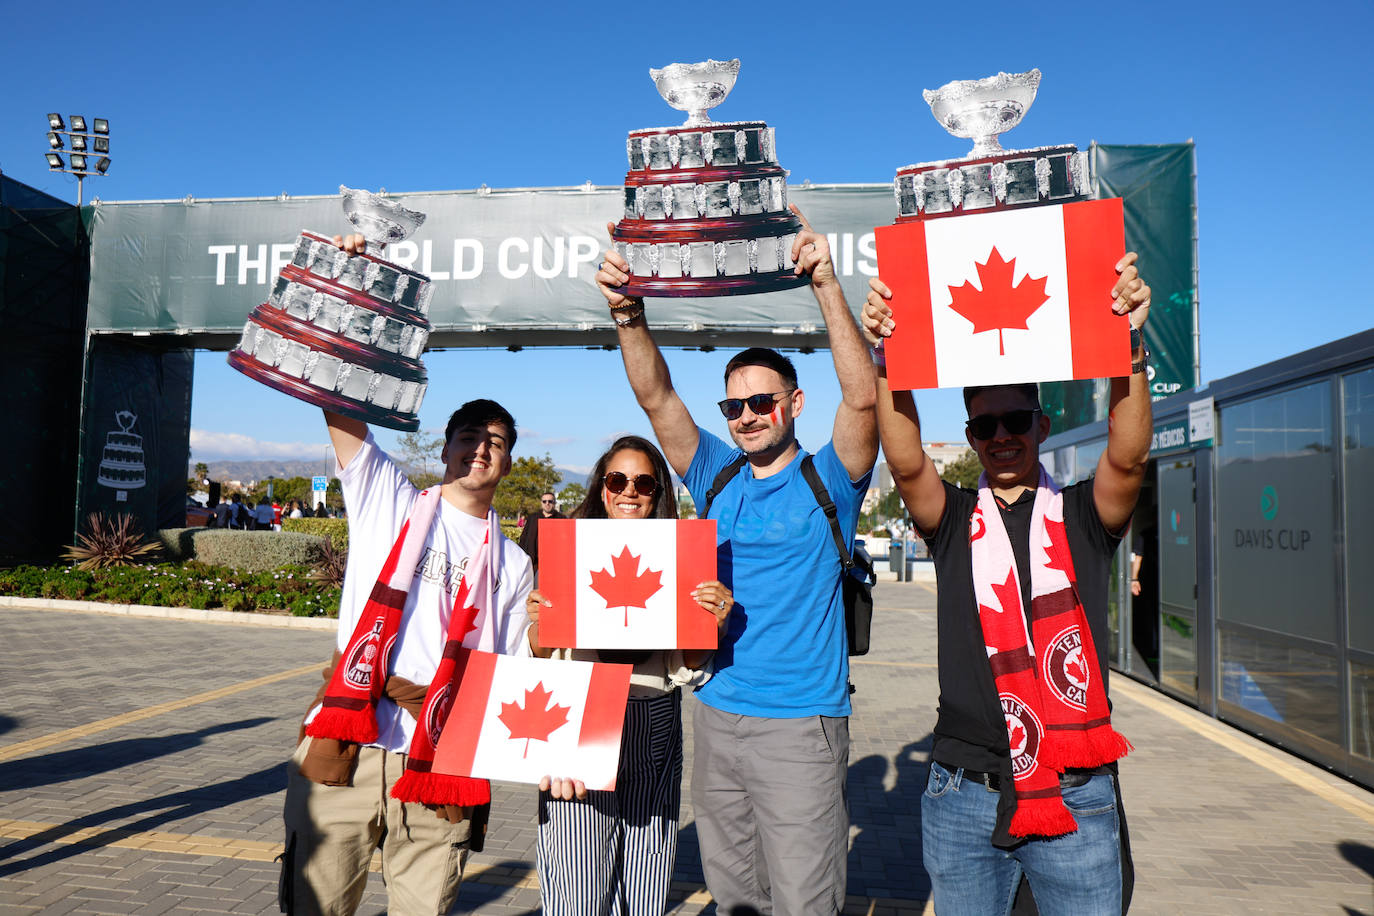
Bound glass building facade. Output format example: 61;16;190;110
1042;328;1374;788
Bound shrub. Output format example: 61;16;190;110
283;517;349;553
64;513;163;570
152;529;329;572
0;562;340;617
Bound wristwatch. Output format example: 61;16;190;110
1130;327;1150;374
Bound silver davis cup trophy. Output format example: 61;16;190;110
612;59;809;297
227;187;433;431
893;69;1091;222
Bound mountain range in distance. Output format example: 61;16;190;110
188;459;591;489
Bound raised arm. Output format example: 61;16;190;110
788;206;878;481
594;223;699;478
319;233;377;472
1093;252;1153;532
863;278;947;535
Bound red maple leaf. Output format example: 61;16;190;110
1066;656;1086;686
946;247;1050;356
497;681;571;758
1042;517;1074;579
589;545;664;626
991;568;1021;617
1009;722;1026;752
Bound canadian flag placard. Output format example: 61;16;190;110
431;649;632;790
875;198;1129;390
538;518;718;650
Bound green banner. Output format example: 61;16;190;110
84;185;898;350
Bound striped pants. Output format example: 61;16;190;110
536;689;682;916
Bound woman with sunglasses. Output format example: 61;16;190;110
524;434;732;916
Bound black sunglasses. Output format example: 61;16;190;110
602;471;660;498
717;390;793;421
966;408;1041;441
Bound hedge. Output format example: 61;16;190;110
157;528;330;572
0;562;339;617
283;517;349;553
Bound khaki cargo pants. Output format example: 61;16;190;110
281;737;471;916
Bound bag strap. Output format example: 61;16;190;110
701;452;854;574
799;455;854;572
701;454;748;519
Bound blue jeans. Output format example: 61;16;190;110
921;761;1121;916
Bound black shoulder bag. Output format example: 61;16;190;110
701;454;874;656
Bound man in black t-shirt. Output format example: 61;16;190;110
862;254;1152;916
517;491;563;573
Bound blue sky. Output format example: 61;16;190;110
3;1;1370;476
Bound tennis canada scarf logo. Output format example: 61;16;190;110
970;466;1131;838
306;486;498;808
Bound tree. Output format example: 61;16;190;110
397;429;445;487
940;448;982;489
494;454;562;521
558;482;586;513
188;462;210;497
676;487;696;519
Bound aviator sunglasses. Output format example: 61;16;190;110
716;390;794;421
602;471;661;498
966;408;1041;441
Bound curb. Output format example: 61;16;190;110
0;594;337;630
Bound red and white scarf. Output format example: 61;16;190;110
970;466;1131;838
306;486;500;807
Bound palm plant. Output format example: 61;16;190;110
62;512;162;570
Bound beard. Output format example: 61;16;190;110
731;421;791;458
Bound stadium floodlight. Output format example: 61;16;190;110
44;112;111;203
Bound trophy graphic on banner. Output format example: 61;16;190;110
875;69;1130;391
228;187;433;431
97;410;146;498
610;59;808;298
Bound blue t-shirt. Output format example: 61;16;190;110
684;427;871;718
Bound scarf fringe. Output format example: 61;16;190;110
305;708;379;746
1040;725;1133;772
1087;726;1133;765
1009;797;1080;839
391;770;491;807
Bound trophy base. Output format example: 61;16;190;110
893;145;1089;223
229;349;422;432
227;230;434;433
611;212;807;299
616;269;809;299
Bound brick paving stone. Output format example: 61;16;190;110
4;593;1374;914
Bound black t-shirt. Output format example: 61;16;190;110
924;479;1121;774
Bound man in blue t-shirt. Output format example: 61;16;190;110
595;207;878;915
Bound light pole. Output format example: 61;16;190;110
44;113;111;205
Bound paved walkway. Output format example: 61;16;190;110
1;584;1371;915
